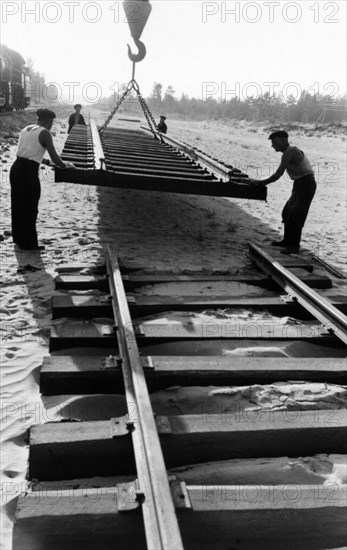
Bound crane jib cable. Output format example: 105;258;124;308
98;1;161;138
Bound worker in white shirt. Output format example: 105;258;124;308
10;108;74;251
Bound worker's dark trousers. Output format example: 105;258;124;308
10;157;41;249
281;175;316;248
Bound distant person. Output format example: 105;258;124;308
157;115;167;134
250;130;316;254
10;108;75;251
68;104;86;134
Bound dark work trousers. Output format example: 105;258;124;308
281;174;317;247
10;157;41;249
158;122;167;134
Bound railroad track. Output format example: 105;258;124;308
54;122;267;200
13;243;347;549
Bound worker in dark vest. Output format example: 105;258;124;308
10;108;75;251
251;130;316;254
157;115;167;134
68;104;86;134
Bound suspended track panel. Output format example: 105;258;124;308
55;124;267;200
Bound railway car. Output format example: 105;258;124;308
0;44;31;112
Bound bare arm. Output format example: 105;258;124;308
251;148;296;186
255;162;286;186
39;130;67;168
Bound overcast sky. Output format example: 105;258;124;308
2;0;346;104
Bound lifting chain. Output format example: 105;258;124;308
99;78;162;141
133;80;161;139
98;80;134;135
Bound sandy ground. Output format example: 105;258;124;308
0;108;346;549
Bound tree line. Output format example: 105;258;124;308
26;65;346;125
101;82;347;125
26;59;46;104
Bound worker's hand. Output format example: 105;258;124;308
64;161;76;169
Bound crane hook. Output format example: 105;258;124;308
127;39;146;63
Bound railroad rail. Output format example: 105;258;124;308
140;124;247;184
105;246;183;549
249;242;347;345
13;244;347;549
54;122;267;200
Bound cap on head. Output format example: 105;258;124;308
268;130;289;140
74;104;82;109
37;108;56;121
160;115;166;120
